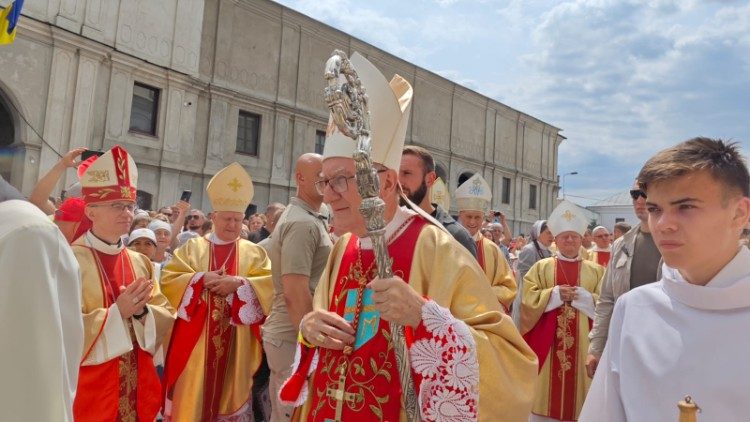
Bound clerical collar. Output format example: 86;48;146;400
591;246;611;252
662;246;750;310
472;231;483;242
359;206;417;250
556;252;580;262
209;232;236;245
84;230;125;255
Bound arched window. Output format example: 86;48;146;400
0;95;16;182
136;190;153;211
458;171;474;187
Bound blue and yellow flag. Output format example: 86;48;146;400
0;0;24;45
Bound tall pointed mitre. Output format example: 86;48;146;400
80;145;137;204
430;177;451;211
207;162;254;213
455;173;492;212
322;52;413;171
547;199;589;236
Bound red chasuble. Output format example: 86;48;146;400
306;217;428;421
74;250;161;422
162;241;259;420
523;259;582;421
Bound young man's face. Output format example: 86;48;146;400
399;154;434;206
646;170;749;279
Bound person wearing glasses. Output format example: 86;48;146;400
71;145;175;421
585;180;662;378
279;52;537;421
587;226;612;266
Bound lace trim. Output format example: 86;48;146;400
234;282;264;325
176;272;203;321
411;300;479;422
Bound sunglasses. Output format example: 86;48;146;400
186;215;202;220
629;189;647;200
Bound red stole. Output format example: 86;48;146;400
163;241;243;420
476;239;485;270
594;250;610;267
307;216;427;422
523;258;581;421
74;249;161;422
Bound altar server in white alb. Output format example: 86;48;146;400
580;137;750;422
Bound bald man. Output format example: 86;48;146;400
262;153;333;421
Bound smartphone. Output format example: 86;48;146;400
81;149;104;161
180;190;192;202
494;211;502;216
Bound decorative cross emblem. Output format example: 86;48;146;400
562;210;575;221
325;364;358;421
227;177;242;192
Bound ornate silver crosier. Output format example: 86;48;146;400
323;50;421;422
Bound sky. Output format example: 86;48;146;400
274;0;750;206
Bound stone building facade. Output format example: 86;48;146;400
0;0;563;234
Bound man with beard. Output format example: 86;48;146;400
399;145;477;257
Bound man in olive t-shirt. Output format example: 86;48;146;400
262;154;333;421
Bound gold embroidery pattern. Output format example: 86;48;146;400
117;156;127;182
88;169;110;183
313;328;394;421
210;294;231;366
555;305;576;379
227;177;242;192
88;188;116;199
117;349;138;422
120;186;133;199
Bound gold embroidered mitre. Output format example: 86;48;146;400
207;162;254;213
547;200;589;236
430;177;451;210
80;145;138;204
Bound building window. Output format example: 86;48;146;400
615;217;625;223
529;184;537;210
236;111;261;156
129;83;160;135
458;172;474;187
502;177;511;204
315;130;326;155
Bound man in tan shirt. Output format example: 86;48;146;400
262;153;333;421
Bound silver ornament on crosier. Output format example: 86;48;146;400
324;50;421;422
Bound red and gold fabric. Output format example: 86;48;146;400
281;213;539;421
475;235;517;311
79;145;138;204
587;249;611;267
71;234;175;422
160;235;273;421
520;257;604;421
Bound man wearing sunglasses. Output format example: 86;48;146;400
585;180;662;378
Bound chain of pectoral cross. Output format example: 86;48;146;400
326;247;376;422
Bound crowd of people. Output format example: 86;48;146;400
2;52;750;422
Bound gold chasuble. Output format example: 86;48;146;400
281;211;538;422
476;235;517;311
160;235;273;420
72;233;175;422
520;257;603;421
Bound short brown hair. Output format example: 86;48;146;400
402;145;435;174
638;138;749;198
614;222;631;233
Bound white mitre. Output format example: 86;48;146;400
430;177;451;210
454;173;492;212
547;199;589;236
322;52;413;171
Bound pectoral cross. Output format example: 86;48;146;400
325;363;356;421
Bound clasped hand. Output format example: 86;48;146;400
116;277;153;319
203;270;243;296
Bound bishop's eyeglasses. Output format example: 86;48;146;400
315;170;387;196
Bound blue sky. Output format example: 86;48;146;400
274;0;750;206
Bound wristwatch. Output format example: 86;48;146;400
133;306;149;320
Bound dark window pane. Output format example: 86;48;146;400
129;83;159;135
529;184;537;210
502;177;511;204
315;130;326;155
236;111;260;156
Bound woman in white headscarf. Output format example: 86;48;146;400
511;220;554;326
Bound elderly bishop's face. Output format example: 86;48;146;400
320;157;368;237
212;211;244;242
